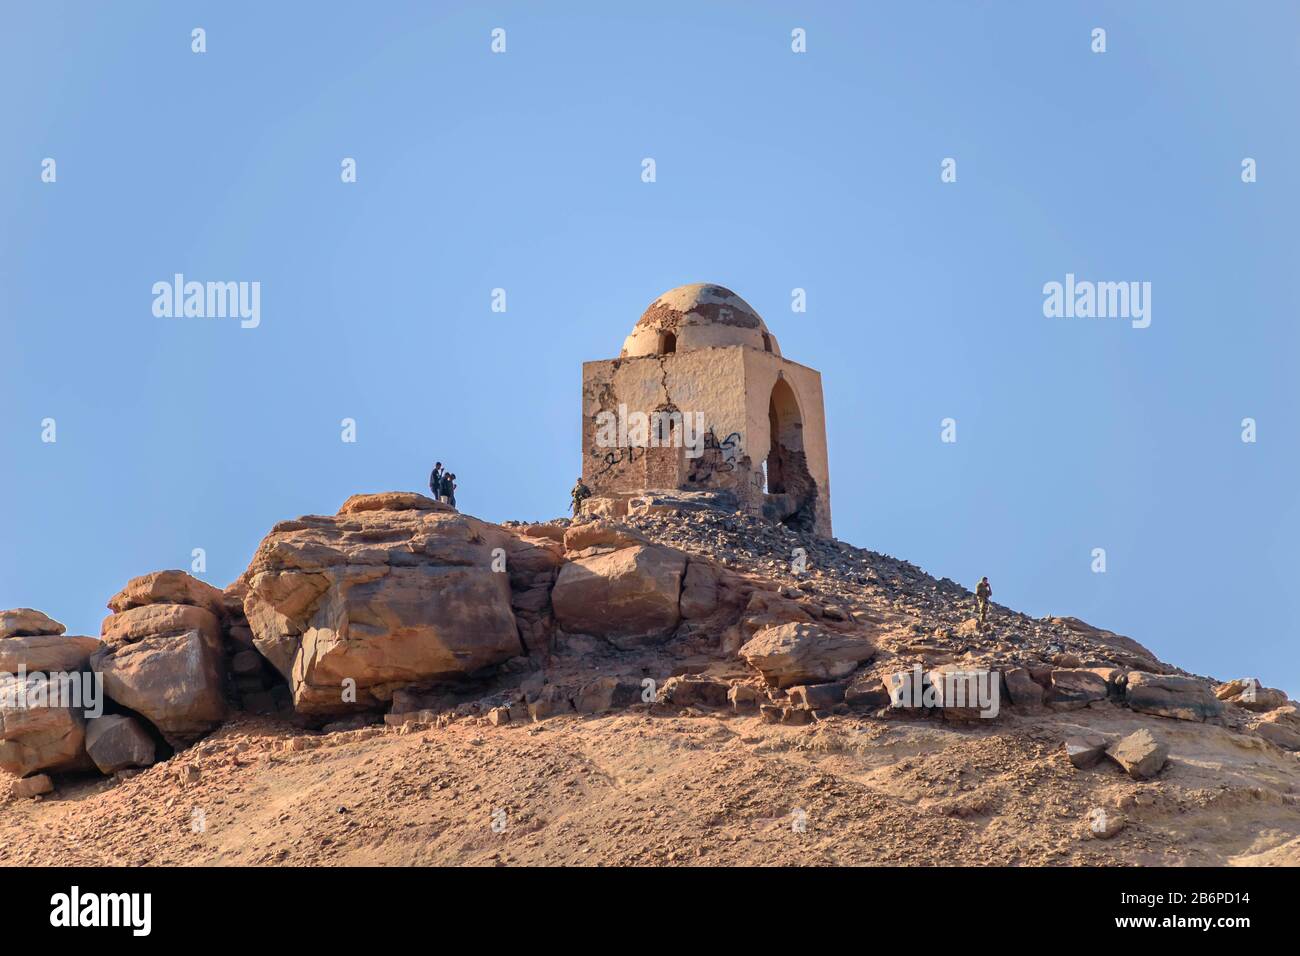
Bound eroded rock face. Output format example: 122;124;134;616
1125;672;1224;722
237;494;533;715
85;714;156;774
575;676;643;713
107;570;225;619
0;673;91;777
740;622;875;689
551;544;686;649
1002;666;1046;712
1106;728;1168;780
1216;678;1290;713
12;774;54;798
1064;735;1108;769
100;604;221;648
1046;669;1109;710
0;618;99;776
0;609;65;640
0;634;102;675
1250;707;1300;750
91;629;225;747
96;578;229;746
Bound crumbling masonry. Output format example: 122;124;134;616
580;284;833;536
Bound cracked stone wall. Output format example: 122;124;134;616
581;347;832;537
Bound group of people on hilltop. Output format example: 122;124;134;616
428;462;457;509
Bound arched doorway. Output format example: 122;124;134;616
766;378;816;530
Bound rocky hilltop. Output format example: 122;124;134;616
1;491;1297;865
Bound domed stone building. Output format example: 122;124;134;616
580;283;832;536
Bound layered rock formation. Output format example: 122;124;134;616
3;490;1296;808
234;493;559;715
94;571;227;747
0;612;99;778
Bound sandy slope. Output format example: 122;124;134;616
2;703;1296;867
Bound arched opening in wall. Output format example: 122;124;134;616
766;377;816;531
658;331;677;355
762;332;772;353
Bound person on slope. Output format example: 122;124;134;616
975;576;992;626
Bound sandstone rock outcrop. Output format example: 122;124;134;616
1002;666;1045;712
1249;706;1300;751
94;571;227;747
0;633;102;675
236;494;536;715
1125;672;1224;722
0;613;98;777
1106;728;1168;780
1045;669;1109;710
575;676;642;713
107;570;226;619
1064;734;1107;769
100;603;221;648
11;773;53;798
0;673;93;777
91;629;226;747
0;609;65;639
85;714;156;774
1215;678;1290;713
658;675;731;708
552;544;686;649
740;622;874;688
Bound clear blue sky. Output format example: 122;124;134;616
2;2;1296;695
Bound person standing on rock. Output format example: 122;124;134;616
570;477;590;517
429;462;444;501
444;473;457;510
975;576;992;626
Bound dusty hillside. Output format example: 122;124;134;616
1;495;1297;866
1;706;1296;866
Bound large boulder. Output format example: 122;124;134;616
679;561;721;620
90;629;225;747
1064;734;1108;769
0;608;65;639
1002;666;1046;712
12;774;54;798
0;673;92;776
658;675;732;708
551;545;686;649
575;676;643;714
100;603;221;647
107;570;225;619
1249;707;1300;751
85;714;156;774
1125;672;1224;722
1105;728;1168;780
740;622;875;689
562;519;648;554
0;634;102;674
236;494;531;715
1215;678;1290;713
0;618;100;776
1045;669;1109;710
337;492;454;516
